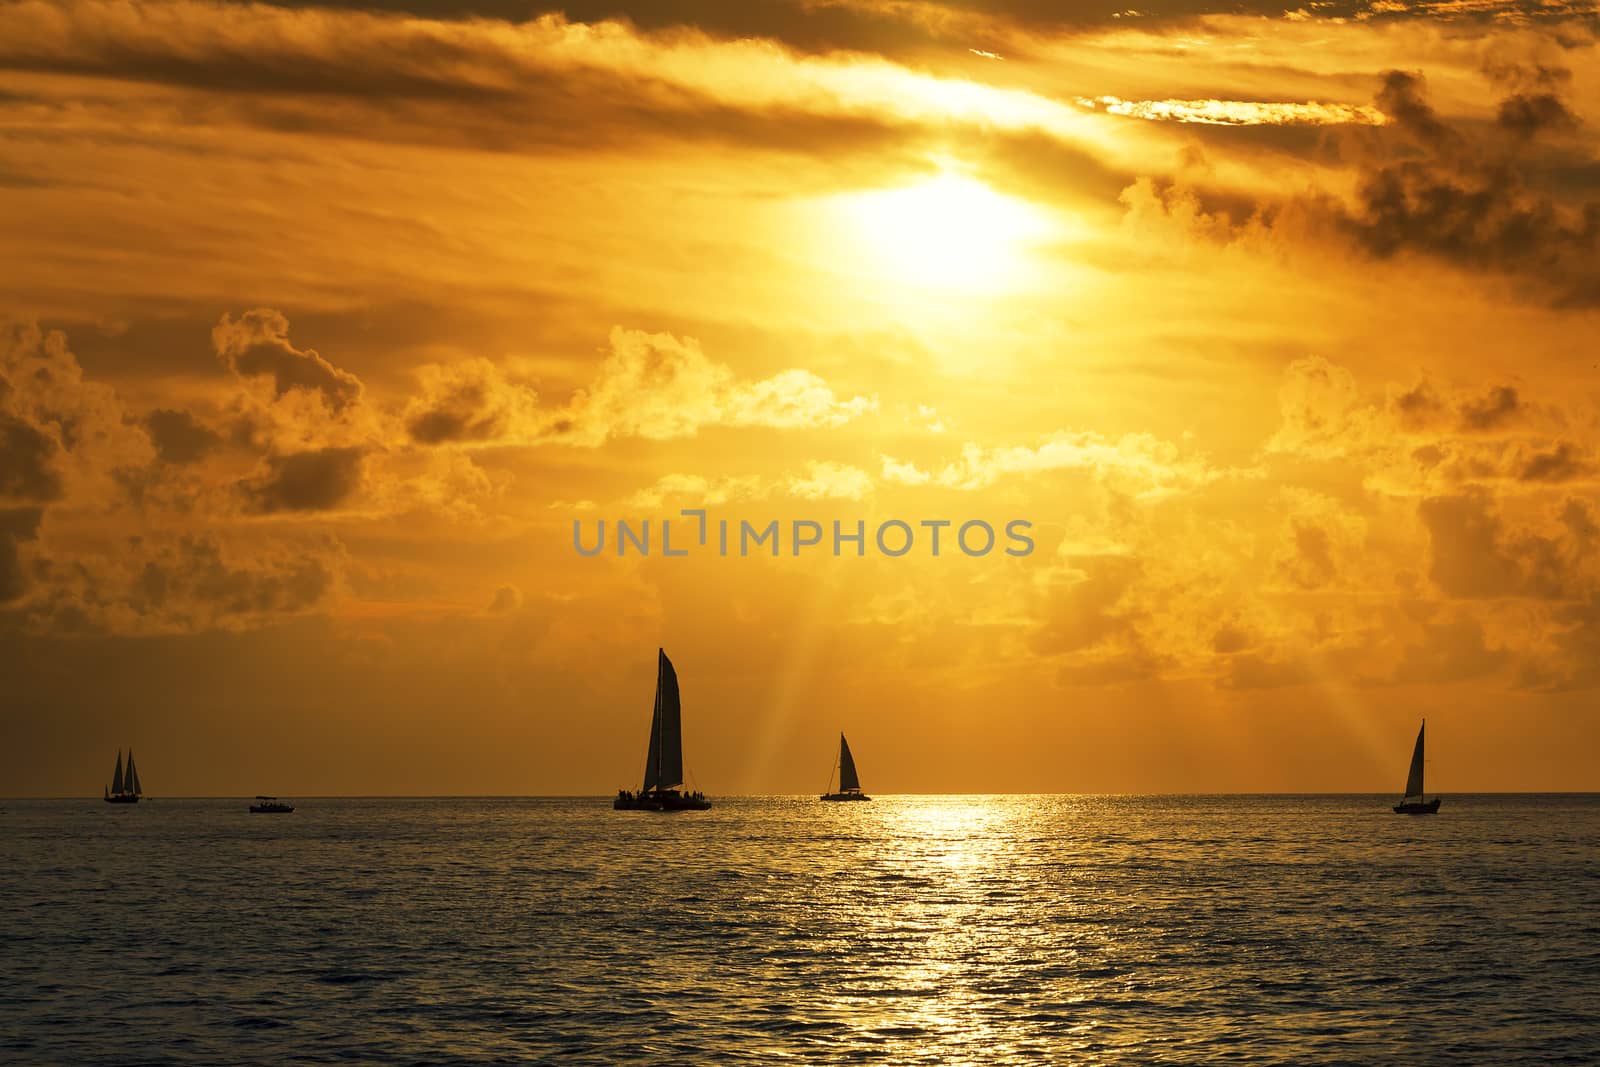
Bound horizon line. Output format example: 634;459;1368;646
7;790;1599;800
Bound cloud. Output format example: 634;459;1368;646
7;532;346;635
240;447;366;513
1516;440;1591;483
143;408;223;465
1032;553;1143;656
1268;356;1378;458
786;460;874;500
1332;70;1600;305
1121;67;1600;306
1272;489;1368;591
880;454;932;485
214;309;363;412
927;430;1244;495
1;320;155;504
547;327;875;446
1516;594;1600;692
487;585;522;612
1458;385;1523;432
624;461;875;507
1419;491;1594;600
1075;96;1386;126
0;507;43;602
403;358;541;445
1391;613;1507;684
0;414;64;503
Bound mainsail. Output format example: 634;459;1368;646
111;750;125;795
641;649;684;792
1403;720;1426;801
127;749;143;796
839;733;860;793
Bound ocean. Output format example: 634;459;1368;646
2;795;1596;1064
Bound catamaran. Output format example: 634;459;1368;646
103;748;143;804
614;648;711;811
1393;719;1441;814
820;732;871;802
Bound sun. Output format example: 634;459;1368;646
833;171;1057;291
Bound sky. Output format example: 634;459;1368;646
1;0;1598;796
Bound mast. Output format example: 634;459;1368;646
111;750;124;795
839;733;860;794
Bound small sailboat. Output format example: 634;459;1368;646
1392;719;1441;814
820;732;871;802
103;748;142;804
250;795;295;813
614;649;711;812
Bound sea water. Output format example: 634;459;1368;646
2;795;1596;1064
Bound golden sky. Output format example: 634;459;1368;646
2;0;1598;795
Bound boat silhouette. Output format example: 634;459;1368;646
614;649;711;812
103;748;142;804
820;732;871;801
1393;719;1441;814
250;795;295;813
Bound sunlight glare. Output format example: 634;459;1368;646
834;173;1058;291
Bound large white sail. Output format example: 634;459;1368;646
839;733;860;793
127;749;142;796
111;750;124;795
641;649;684;791
1403;721;1425;801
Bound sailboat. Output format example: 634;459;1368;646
103;748;142;804
614;649;711;811
820;732;871;802
1392;719;1441;814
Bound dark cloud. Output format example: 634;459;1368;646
213;309;363;411
140;537;336;619
1517;440;1590;482
1497;93;1580;140
1391;615;1507;684
0;413;64;502
0;506;43;602
143;408;222;465
1457;385;1522;432
1280;521;1337;589
10;532;345;635
1419;491;1593;600
1515;594;1600;691
1031;555;1142;655
241;447;365;513
1219;651;1320;690
1142;69;1600;306
1344;71;1600;305
487;585;522;612
1375;70;1458;150
1212;623;1251;654
1392;381;1446;431
407;383;503;444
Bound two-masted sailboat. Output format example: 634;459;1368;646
614;649;711;811
820;732;870;801
1393;718;1441;814
103;748;143;804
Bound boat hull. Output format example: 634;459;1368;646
1393;798;1441;814
614;789;711;812
820;792;871;802
250;805;295;813
103;793;139;804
